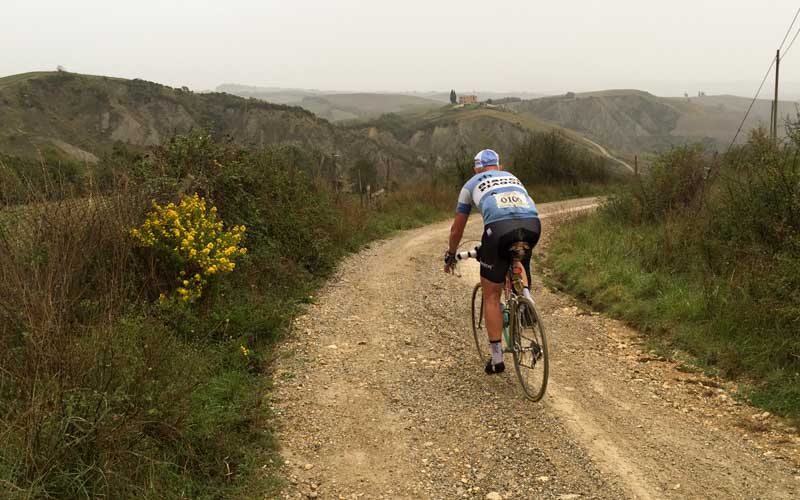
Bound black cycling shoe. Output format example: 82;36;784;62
485;360;506;375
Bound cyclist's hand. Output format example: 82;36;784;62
443;251;457;274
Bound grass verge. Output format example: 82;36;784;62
547;211;800;424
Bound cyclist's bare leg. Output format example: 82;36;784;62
480;278;504;343
511;259;529;288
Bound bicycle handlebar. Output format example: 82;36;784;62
456;244;481;261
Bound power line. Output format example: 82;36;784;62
721;7;800;157
724;7;800;155
778;7;800;52
781;23;800;60
723;57;776;154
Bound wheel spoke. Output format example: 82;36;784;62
511;298;549;401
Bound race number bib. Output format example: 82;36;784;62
495;193;530;209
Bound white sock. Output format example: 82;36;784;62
523;288;532;300
490;341;503;365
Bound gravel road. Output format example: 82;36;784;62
269;197;800;499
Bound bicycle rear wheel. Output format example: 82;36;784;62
511;296;549;401
471;283;490;363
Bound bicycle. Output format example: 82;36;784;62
455;242;549;401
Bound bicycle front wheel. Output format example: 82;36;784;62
471;282;490;364
511;296;549;401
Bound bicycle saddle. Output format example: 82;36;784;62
508;241;531;260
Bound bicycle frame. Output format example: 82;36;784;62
458;242;549;401
458;243;530;354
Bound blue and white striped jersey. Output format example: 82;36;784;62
456;170;539;224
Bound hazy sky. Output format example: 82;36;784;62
5;0;800;96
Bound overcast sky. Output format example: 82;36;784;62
4;0;800;96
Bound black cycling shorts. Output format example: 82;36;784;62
478;217;541;284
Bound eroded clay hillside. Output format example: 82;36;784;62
509;90;798;157
0;71;420;168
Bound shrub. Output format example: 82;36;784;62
0;131;459;497
711;129;800;257
510;130;611;187
130;193;247;302
606;145;709;224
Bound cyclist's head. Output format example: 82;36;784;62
474;149;500;172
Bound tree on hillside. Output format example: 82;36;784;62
450;89;457;104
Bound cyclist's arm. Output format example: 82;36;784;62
448;212;469;254
449;184;474;253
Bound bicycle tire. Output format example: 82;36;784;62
511;296;549;401
470;282;490;364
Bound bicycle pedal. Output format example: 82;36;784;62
531;343;542;362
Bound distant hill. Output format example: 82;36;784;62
0;71;421;170
507;90;798;157
415;91;548;103
215;84;323;104
293;93;443;122
0;72;634;181
217;84;442;122
352;104;631;172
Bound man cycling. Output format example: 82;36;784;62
444;149;541;374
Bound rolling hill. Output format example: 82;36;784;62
293;93;442;122
214;83;323;104
507;90;798;158
0;71;422;172
0;71;634;183
217;84;442;122
351;104;632;172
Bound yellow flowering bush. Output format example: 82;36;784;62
130;193;247;301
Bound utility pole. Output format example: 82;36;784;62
770;83;775;139
773;49;780;143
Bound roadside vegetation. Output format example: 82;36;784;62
0;133;452;498
548;128;800;422
0;127;619;497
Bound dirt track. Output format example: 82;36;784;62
269;198;800;499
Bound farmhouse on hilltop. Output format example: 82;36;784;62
458;94;477;104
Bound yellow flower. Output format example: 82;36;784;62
130;193;247;302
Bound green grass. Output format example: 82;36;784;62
548;211;800;424
0;71;55;89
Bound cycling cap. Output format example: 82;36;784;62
474;149;500;168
